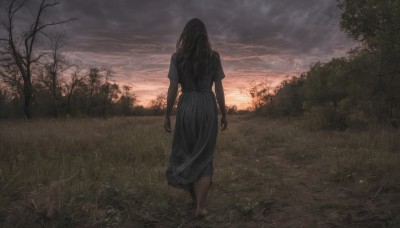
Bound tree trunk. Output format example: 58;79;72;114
66;94;71;115
66;83;76;116
23;79;32;119
52;72;58;118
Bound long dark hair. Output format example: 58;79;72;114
176;18;218;85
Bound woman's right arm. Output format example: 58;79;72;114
215;80;227;130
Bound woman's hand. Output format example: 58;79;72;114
164;116;171;133
221;115;227;131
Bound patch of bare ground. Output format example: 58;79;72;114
202;116;399;227
256;148;397;228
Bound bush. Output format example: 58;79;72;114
303;104;347;130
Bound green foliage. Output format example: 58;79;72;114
251;1;400;130
303;104;347;130
301;59;348;109
257;49;399;129
339;0;400;125
338;0;400;53
266;76;306;117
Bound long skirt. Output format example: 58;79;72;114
166;90;218;191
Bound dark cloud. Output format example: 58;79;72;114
0;0;356;108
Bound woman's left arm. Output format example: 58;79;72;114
164;80;178;132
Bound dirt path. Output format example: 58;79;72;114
199;117;398;227
262;148;342;227
233;146;396;228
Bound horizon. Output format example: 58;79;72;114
0;0;357;110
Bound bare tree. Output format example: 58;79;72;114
118;85;136;115
0;64;24;99
0;0;75;119
149;93;167;115
45;32;67;117
101;68;114;116
64;62;86;116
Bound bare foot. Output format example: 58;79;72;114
194;208;208;219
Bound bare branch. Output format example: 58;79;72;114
10;0;30;22
24;0;76;59
1;0;74;118
25;0;46;58
1;22;8;30
41;0;61;11
0;71;16;82
36;18;77;32
31;52;49;63
0;59;15;66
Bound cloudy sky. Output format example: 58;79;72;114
1;0;357;109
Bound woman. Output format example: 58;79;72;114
164;18;227;219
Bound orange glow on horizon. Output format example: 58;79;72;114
65;49;314;111
127;72;290;110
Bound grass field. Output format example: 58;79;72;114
0;115;399;227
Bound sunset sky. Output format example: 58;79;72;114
1;0;357;109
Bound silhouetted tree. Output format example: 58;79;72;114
64;62;87;116
149;93;167;115
34;33;67;117
0;64;23;99
249;80;273;111
226;105;238;114
117;85;136;115
47;33;67;117
0;0;75;119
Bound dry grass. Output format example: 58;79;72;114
0;115;399;227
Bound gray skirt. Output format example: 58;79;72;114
166;90;218;191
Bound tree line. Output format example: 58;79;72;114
0;1;155;118
0;0;154;118
4;0;396;123
251;0;400;129
0;0;246;119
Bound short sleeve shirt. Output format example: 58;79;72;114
167;52;225;86
214;53;225;82
168;53;179;83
